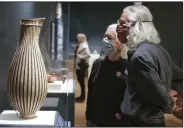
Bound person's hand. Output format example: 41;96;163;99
86;120;92;127
168;89;179;111
169;89;178;97
168;89;183;119
164;113;183;127
172;93;183;119
106;32;123;52
115;113;122;120
113;39;123;51
172;97;178;110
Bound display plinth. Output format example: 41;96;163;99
45;78;75;127
0;110;65;127
48;80;63;91
47;78;74;94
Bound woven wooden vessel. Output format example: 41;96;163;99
7;18;47;119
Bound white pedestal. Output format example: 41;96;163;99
43;78;75;108
47;78;74;94
48;80;63;91
0;110;64;127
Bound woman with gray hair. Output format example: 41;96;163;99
102;23;128;60
86;23;128;127
116;5;182;126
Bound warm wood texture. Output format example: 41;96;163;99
74;76;183;127
164;113;183;127
7;18;47;119
73;72;87;127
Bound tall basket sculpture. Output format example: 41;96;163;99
7;18;48;119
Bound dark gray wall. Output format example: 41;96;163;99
69;2;133;52
69;2;183;68
144;2;183;68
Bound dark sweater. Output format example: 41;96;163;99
86;57;128;126
121;42;182;124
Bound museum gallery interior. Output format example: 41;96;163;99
0;1;182;127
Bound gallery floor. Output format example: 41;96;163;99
73;75;183;127
74;77;88;127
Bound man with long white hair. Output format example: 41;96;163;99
86;23;128;126
116;5;182;126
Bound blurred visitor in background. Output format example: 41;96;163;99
74;33;91;102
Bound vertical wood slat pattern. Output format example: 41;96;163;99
7;18;47;119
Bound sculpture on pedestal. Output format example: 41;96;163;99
7;18;47;119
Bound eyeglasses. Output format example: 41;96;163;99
117;19;136;28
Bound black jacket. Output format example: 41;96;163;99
121;42;182;124
86;57;128;126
